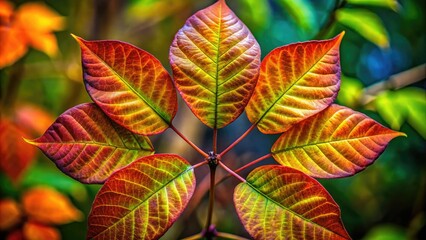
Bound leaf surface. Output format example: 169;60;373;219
74;36;177;135
272;104;405;178
27;103;154;183
234;165;350;239
88;154;196;240
246;33;344;134
23;187;83;225
169;0;261;128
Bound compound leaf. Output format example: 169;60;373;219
73;35;177;135
27;103;154;183
170;0;261;129
272;104;405;178
234;165;350;239
88;154;195;240
246;33;344;134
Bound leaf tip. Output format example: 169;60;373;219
23;137;37;146
70;33;84;45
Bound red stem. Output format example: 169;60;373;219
234;153;272;174
192;161;207;169
170;124;208;158
218;161;245;182
218;124;256;158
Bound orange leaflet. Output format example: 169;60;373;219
14;104;54;135
22;187;83;225
0;119;36;183
0;1;64;68
0;199;22;230
23;222;60;240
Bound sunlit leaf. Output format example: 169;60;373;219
0;119;35;183
26;103;154;183
236;0;271;31
88;154;195;240
246;33;344;134
336;8;389;48
276;0;317;31
22;187;83;225
23;222;60;240
375;91;404;130
0;199;22;230
272;104;405;178
169;0;261;129
73;35;177;135
336;75;364;108
375;88;426;138
234;165;350;239
347;0;399;11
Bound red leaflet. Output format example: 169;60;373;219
246;33;344;134
27;103;154;183
272;104;405;178
234;165;350;239
74;36;177;135
170;0;260;129
88;154;196;240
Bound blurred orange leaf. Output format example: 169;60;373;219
0;199;22;230
0;119;36;183
23;222;61;240
0;1;65;68
14;104;54;135
22;187;83;225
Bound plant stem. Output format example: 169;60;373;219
216;232;250;240
170;124;208;158
192;161;207;169
234;153;272;174
181;233;203;240
204;163;217;235
213;127;218;153
215;153;272;186
218;161;245;182
219;124;256;158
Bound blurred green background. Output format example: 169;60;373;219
1;0;425;239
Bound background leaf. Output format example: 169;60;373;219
276;0;316;32
347;0;399;11
88;154;195;240
234;165;350;239
0;119;35;183
27;103;154;183
23;222;61;240
169;0;261;129
336;8;389;48
0;199;22;230
272;104;405;178
375;88;426;138
246;33;344;134
74;36;177;135
22;187;83;225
